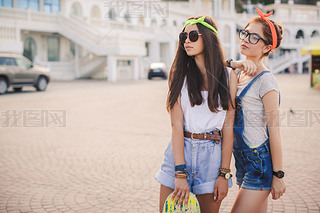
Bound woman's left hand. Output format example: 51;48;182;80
271;177;286;200
232;60;257;76
213;177;228;203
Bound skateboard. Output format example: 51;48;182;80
163;192;200;213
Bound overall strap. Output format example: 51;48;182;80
238;71;270;99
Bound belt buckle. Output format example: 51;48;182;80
191;132;200;140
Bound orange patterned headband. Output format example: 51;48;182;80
256;8;277;50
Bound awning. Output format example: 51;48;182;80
301;40;320;56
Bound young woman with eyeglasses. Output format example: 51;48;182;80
154;15;256;213
231;8;286;213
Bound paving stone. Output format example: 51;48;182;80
0;75;319;212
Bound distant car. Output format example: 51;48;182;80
0;53;50;94
148;62;167;80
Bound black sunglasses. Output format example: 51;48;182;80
239;29;268;45
179;30;202;43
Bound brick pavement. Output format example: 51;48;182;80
0;74;319;212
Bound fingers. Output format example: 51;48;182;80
213;184;218;201
216;188;228;203
272;188;285;200
241;60;257;76
172;183;189;207
178;191;185;206
171;189;178;201
184;191;189;207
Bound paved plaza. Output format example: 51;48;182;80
0;74;319;213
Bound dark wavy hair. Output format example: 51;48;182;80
166;15;231;113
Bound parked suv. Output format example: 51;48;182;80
0;53;50;94
148;62;167;80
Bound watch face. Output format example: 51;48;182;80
225;173;231;179
277;171;285;178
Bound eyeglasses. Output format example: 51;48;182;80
239;29;268;45
179;30;202;43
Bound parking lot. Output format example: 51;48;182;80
0;74;319;212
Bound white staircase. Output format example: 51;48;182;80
0;7;119;56
78;54;106;79
268;51;311;74
0;7;148;79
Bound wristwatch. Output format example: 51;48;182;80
218;171;233;180
272;170;285;178
226;58;235;70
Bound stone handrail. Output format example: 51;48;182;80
0;7;28;20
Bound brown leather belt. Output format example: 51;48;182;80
184;130;222;144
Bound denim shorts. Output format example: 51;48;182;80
155;137;232;195
233;142;273;191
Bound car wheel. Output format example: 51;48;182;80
14;87;23;92
0;77;8;95
35;76;48;91
148;76;152;80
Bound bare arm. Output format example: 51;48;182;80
224;59;257;76
262;90;286;199
221;70;238;170
262;91;282;171
170;95;185;166
214;70;238;203
170;95;190;206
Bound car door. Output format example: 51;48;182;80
14;58;34;84
0;57;18;83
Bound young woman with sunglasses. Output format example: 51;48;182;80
155;15;256;213
231;9;286;213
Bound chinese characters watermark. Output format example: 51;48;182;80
0;110;67;127
104;1;169;19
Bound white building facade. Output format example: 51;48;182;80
0;0;319;81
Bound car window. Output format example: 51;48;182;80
15;58;32;69
0;57;17;66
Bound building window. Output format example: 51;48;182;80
151;18;157;26
44;0;60;13
161;19;167;27
109;8;116;20
173;20;177;26
145;42;150;57
0;0;13;8
71;2;82;17
18;0;39;11
70;40;75;56
124;13;131;23
296;30;304;39
91;5;101;19
47;36;60;61
23;37;37;62
311;30;320;38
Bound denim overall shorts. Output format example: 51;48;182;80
233;71;274;191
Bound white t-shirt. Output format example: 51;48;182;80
180;69;230;133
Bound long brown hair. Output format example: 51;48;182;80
166;15;231;112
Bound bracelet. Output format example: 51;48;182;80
175;175;187;179
175;164;186;172
175;173;187;179
219;167;231;173
226;59;236;70
175;170;187;179
175;171;186;174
